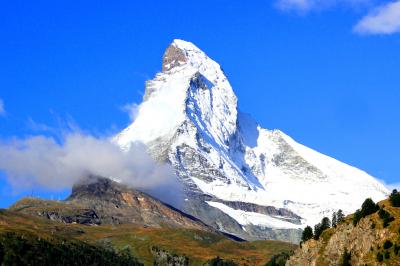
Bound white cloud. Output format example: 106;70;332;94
275;0;400;36
276;0;372;12
354;1;400;34
0;133;182;207
121;102;140;122
0;99;5;116
276;0;314;12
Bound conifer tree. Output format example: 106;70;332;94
301;226;313;242
314;217;331;240
336;209;345;223
332;212;337;228
390;189;400;207
361;198;379;216
321;217;331;229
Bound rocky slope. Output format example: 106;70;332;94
10;176;210;231
114;39;388;243
287;197;400;265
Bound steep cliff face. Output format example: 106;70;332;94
114;39;388;242
287;199;400;265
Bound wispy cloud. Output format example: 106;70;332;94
276;0;315;12
27;117;59;134
0;99;5;116
0;131;182;207
275;0;372;13
354;1;400;34
275;0;400;36
120;102;140;122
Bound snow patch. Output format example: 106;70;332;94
207;201;303;229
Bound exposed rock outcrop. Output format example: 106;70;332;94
287;199;400;265
151;246;189;266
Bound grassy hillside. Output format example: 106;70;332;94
0;206;296;266
0;209;142;266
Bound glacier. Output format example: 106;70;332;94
114;39;389;242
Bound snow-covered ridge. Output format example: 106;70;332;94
115;39;389;240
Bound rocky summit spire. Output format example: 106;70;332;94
162;40;189;72
160;39;226;84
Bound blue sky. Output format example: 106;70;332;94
0;1;400;207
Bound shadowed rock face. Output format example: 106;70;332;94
11;176;212;231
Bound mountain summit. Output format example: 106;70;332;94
114;39;388;242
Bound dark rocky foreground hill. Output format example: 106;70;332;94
2;176;296;265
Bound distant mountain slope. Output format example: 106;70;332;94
1;205;296;265
114;39;388;242
287;194;400;265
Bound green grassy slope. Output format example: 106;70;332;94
0;207;296;266
0;209;142;265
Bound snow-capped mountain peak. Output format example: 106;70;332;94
116;39;238;152
162;39;224;76
115;40;389;242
